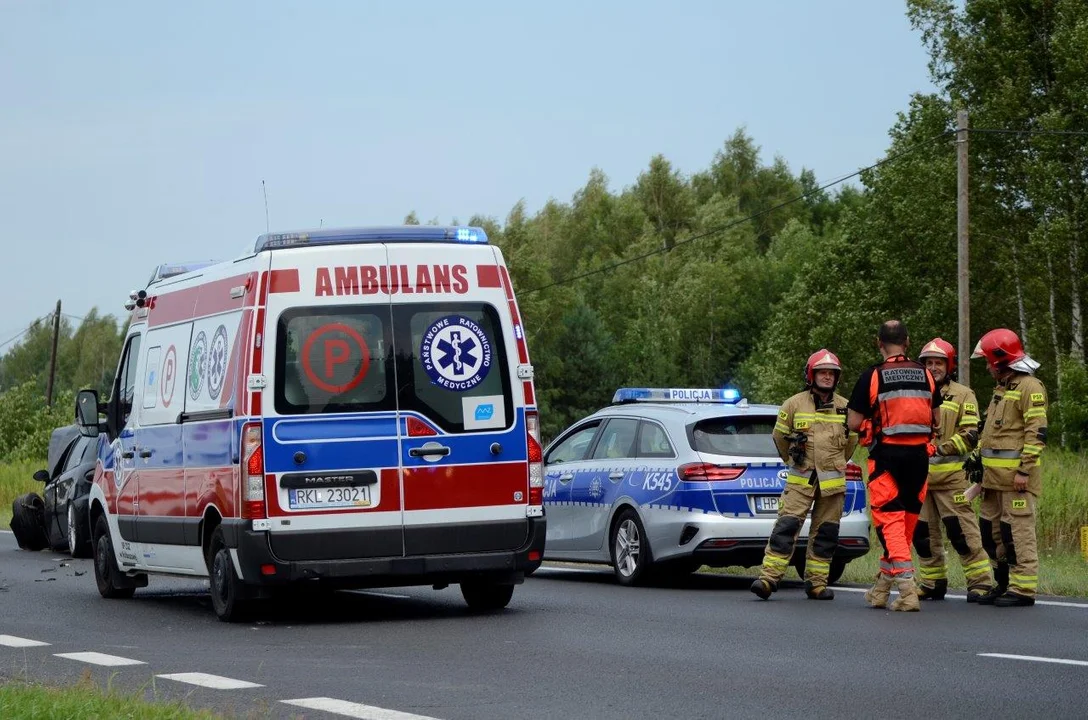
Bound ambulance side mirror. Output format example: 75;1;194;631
76;389;103;435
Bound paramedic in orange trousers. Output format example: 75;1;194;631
846;320;942;612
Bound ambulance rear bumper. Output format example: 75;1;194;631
220;517;546;590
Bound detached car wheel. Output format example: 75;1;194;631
610;509;654;586
93;515;136;599
10;493;48;552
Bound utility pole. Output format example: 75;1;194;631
957;110;970;388
46;299;61;408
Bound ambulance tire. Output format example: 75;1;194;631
10;493;48;552
610;508;654;587
460;581;515;612
207;526;253;623
93;514;136;600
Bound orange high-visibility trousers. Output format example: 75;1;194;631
867;444;929;578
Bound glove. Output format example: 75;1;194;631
785;431;807;466
845;460;862;482
926;442;937;457
963;453;983;485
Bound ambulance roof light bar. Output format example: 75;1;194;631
253;225;490;253
147;261;219;286
612;387;744;405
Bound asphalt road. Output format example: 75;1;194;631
2;529;1088;720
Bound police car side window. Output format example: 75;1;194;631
545;422;601;464
637;421;675;459
591;418;639;460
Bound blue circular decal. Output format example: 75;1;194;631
420;315;492;392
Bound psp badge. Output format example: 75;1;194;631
420;314;492;392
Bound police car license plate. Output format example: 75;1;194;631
754;496;780;514
288;485;373;510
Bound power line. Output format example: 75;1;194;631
0;313;51;352
522;130;956;295
970;127;1088;138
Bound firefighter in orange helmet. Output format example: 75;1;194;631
971;329;1047;607
913;338;995;601
847;320;942;612
752;349;858;601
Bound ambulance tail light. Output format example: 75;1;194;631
241;422;266;519
678;463;745;482
526;411;544;517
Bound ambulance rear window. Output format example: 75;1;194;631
687;416;779;457
274;308;392;415
273;302;513;433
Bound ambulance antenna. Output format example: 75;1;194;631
261;180;270;233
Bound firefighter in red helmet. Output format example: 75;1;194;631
913;338;995;601
972;329;1047;607
752;349;858;601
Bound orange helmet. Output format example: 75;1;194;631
805;349;842;386
919;337;957;375
972;328;1025;370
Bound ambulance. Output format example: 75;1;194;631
74;226;545;622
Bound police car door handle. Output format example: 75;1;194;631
558;473;573;483
608;472;624;481
409;445;451;458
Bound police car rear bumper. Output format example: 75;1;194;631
689;536;871;567
221;517;546;589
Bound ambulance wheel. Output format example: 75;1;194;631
460;581;515;611
93;515;135;600
207;527;252;623
610;509;654;587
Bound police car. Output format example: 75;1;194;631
540;388;870;586
73;225;545;621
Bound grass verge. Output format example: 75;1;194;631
0;677;224;719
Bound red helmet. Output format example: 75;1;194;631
919;337;957;374
805;349;842;386
971;328;1025;369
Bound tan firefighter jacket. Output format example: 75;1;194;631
773;390;858;495
979;372;1048;496
928;379;981;489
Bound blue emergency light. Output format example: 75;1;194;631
253;225;490;253
612;387;744;404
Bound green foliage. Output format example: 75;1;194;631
0;382;73;463
0;680;224;719
1053;355;1088;451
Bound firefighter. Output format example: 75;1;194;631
751;349;858;601
847;320;942;612
971;328;1047;607
913;338;995;601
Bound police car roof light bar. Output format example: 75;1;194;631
253;225;490;253
612;387;744;404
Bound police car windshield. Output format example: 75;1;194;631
688;416;779;458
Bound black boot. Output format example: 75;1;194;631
805;581;834;600
976;563;1009;605
750;578;777;600
994;591;1035;607
918;579;948;601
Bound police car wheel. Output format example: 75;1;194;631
93;515;135;599
207;527;251;623
611;509;653;586
460;581;515;611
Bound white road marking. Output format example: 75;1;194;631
347;590;412;600
834;586;1088;608
979;653;1088;667
0;529;13;534
282;697;442;719
157;672;264;689
0;635;50;648
54;651;146;667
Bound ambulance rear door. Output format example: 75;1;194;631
384;242;530;556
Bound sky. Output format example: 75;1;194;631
0;0;937;346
